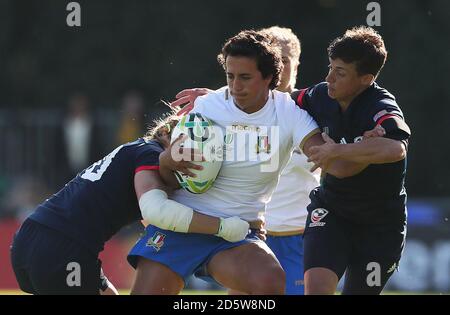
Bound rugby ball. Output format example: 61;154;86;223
170;113;223;194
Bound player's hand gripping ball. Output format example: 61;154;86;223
171;113;223;194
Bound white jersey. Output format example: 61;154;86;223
172;87;319;221
265;149;321;234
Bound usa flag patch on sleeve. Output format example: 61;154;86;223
373;109;402;123
373;110;388;122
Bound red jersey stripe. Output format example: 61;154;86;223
376;114;399;126
135;165;160;173
296;89;307;108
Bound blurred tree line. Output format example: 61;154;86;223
0;0;448;197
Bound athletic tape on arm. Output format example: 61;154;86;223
139;189;193;233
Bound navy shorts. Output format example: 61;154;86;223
10;219;106;295
303;199;407;294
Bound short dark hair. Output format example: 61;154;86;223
328;26;387;78
217;30;283;90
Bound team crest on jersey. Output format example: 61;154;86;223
146;232;166;251
255;135;271;154
309;208;329;227
224;133;234;145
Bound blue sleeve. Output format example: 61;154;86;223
134;143;162;174
370;99;411;142
291;82;328;121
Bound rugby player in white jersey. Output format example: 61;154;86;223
174;27;319;295
127;30;357;295
227;26;319;295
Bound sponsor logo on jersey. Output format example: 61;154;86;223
323;127;363;145
340;136;364;144
146;231;166;251
309;208;329;227
230;124;261;132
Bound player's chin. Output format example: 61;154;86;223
233;94;247;100
327;88;337;99
233;96;248;106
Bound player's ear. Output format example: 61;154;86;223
264;74;273;88
360;73;375;86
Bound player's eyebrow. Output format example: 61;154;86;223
329;64;347;71
226;72;252;76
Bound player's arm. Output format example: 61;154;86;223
301;132;368;178
306;116;409;175
319;135;406;164
309;116;409;165
333;116;409;164
157;160;180;189
158;134;204;189
303;130;380;178
320;125;389;176
134;170;250;242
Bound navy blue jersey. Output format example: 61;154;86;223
29;138;164;254
292;82;410;224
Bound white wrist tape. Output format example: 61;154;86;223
139;189;193;233
216;216;250;242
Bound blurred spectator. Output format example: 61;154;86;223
116;91;146;145
0;175;10;218
58;93;103;181
1;175;51;221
